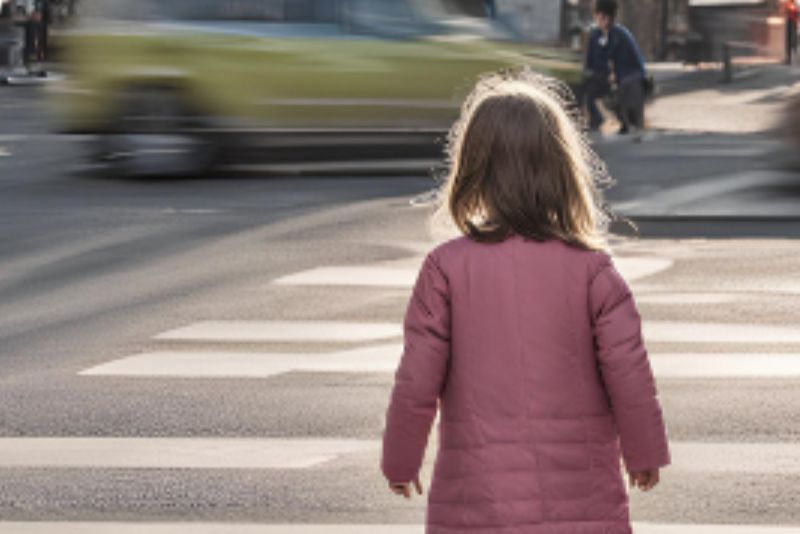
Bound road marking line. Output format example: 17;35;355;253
636;292;741;304
0;147;10;157
651;353;800;378
225;159;441;174
615;257;674;281
644;321;800;344
155;321;401;343
0;523;797;533
0;438;378;469
670;442;800;474
633;283;800;296
615;170;797;215
78;344;403;377
272;257;673;287
273;267;417;288
80;345;800;379
0;439;793;475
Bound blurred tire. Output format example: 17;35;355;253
90;86;219;178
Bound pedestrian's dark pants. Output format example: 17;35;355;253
584;74;611;131
618;74;645;131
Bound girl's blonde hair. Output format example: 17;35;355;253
427;68;617;253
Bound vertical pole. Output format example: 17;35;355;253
41;0;48;62
723;42;733;82
660;0;669;60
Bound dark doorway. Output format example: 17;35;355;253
442;0;488;17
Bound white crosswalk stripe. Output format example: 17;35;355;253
272;256;675;287
635;292;742;304
155;321;401;343
78;344;402;378
644;321;800;344
0;439;795;474
668;442;800;474
651;353;800;378
274;266;417;288
78;348;800;379
0;438;376;469
0;524;798;534
635;526;800;534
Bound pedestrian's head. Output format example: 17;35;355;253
593;0;617;31
429;69;613;251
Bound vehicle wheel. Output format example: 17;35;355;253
93;86;219;178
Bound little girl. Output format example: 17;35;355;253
380;70;670;534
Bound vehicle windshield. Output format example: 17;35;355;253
76;0;330;22
339;0;521;41
411;0;520;40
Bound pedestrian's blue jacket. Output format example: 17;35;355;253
585;23;647;83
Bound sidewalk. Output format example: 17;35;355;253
647;62;800;134
604;61;800;220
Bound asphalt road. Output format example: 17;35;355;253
1;84;800;532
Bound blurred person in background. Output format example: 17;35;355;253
785;0;798;62
21;0;40;68
0;1;12;28
19;0;46;70
37;0;48;62
583;0;648;138
0;0;14;72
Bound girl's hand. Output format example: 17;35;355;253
388;476;423;498
628;468;660;491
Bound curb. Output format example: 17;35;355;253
609;214;800;238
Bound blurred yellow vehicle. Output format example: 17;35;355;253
51;0;582;175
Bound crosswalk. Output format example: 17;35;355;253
4;245;800;532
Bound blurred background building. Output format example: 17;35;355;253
24;0;794;62
4;0;795;92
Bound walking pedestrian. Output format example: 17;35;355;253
381;69;670;534
0;1;16;73
37;0;48;62
584;0;649;137
21;1;41;70
784;0;799;63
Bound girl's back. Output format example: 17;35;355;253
436;234;615;425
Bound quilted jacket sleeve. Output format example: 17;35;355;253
381;251;451;483
589;253;671;473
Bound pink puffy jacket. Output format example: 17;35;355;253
381;233;671;534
